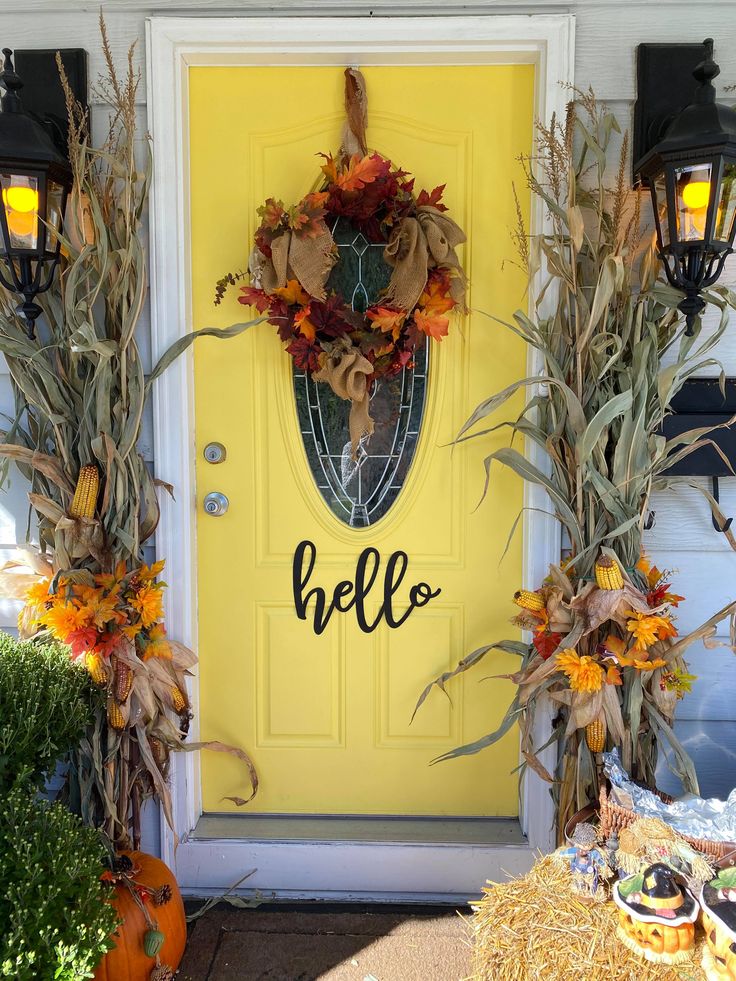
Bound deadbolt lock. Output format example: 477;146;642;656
204;442;227;464
203;491;229;516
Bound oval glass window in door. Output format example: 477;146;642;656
293;216;429;528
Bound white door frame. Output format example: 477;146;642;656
146;12;570;900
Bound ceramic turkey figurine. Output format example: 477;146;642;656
613;862;699;965
701;868;736;980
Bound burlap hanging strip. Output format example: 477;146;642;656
340;67;368;160
383;205;467;311
313;347;375;460
256;219;336;300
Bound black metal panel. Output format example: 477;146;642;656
661;378;736;476
13;49;88;159
633;41;708;182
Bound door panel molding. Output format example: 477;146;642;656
147;12;571;895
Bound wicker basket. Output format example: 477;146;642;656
599;785;736;869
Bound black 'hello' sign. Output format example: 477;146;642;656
292;540;441;635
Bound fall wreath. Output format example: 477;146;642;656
216;69;467;455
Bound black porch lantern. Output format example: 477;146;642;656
0;48;72;337
635;39;736;334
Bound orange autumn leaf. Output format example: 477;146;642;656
418;279;455;316
656;618;678;641
274;279;310;307
605;664;623;686
294;305;317;342
603;634;627;658
633;657;668;672
319;152;338;183
414;308;450;341
336;153;386;191
366;306;406;341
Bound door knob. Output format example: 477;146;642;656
203;491;229;516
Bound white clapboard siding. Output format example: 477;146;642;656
647;550;736;634
646;479;736;552
0;1;735;850
674;640;736;722
657;721;736;801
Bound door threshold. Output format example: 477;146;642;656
175;818;533;901
191;813;526;846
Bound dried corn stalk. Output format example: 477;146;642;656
416;91;736;835
0;16;260;847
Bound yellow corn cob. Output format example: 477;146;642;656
69;465;99;519
585;717;606;753
594;555;624;590
85;651;107;686
150;737;168;768
170;685;186;713
513;589;545;612
107;699;125;730
114;660;133;703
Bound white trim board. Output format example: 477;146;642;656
146;13;570;899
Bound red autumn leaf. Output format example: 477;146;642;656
256;197;286;230
238;286;272;313
647;583;685;608
366;305;406;341
286;335;320;372
533;631;562;660
273;279;311;306
309;297;355;338
336;153;390;192
386;347;414;376
416;184;448;212
414;308;450;341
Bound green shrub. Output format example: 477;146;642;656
0;787;118;980
0;633;95;791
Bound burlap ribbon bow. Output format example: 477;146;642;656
313;343;375;460
383;205;467;311
255;220;337;300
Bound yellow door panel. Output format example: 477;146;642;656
189;65;534;816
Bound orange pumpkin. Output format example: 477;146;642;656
702;910;736;980
617;909;695;964
94;850;186;981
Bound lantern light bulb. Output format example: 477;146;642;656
2;185;39;214
682;180;711;211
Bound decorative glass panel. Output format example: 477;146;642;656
46;180;64;251
0;173;39;251
675;163;712;241
294;217;429;527
651;172;670;247
716;162;736;243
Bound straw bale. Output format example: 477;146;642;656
470;855;705;980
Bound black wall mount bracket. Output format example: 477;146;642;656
633;40;710;183
661;378;736;534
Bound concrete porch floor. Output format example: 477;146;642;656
178;904;473;981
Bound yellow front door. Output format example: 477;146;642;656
189;64;533;817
